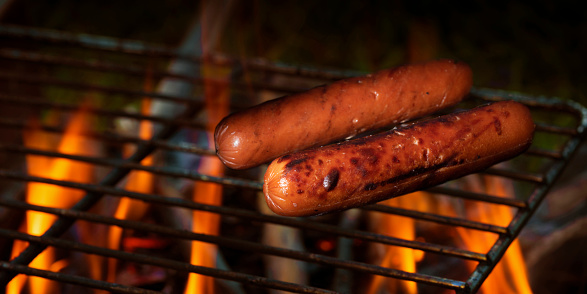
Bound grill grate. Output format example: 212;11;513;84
0;24;586;293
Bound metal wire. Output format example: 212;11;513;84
0;23;358;81
1;24;586;294
0;100;203;286
0;261;162;294
0;199;467;291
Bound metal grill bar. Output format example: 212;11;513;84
0;147;258;191
535;123;578;136
1;24;586;293
482;167;545;184
0;72;199;105
362;204;508;234
0;261;161;294
0;229;337;294
463;88;587;294
427;186;528;208
0;93;206;129
524;148;563;159
0;23;357;81
478;88;587;124
0;170;486;263
0;24;176;57
0;48;311;95
0;101;201;285
0;199;468;291
0;116;214;156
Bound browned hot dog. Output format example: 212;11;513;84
215;59;473;169
263;101;535;217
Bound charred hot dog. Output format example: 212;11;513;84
263;101;535;217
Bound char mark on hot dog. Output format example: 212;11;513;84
263;101;535;217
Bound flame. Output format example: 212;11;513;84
106;65;155;284
368;175;533;293
7;222;29;294
184;65;230;294
106;97;154;284
8;109;95;294
186;161;223;294
368;191;430;294
455;176;533;294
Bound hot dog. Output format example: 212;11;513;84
215;59;473;170
263;101;535;217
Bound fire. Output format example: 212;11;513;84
106;96;154;284
368;191;430;294
455;175;533;294
105;63;155;284
184;66;230;294
8;108;95;294
183;2;231;292
186;158;224;294
368;175;533;294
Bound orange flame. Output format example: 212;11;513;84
106;66;154;284
184;2;233;291
455;176;533;294
368;175;533;293
106;97;154;284
184;67;230;294
8;109;95;294
368;191;430;294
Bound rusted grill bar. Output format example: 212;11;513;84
0;24;586;293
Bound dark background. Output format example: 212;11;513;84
1;0;585;106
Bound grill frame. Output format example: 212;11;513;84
0;23;586;294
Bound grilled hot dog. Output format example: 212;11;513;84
263;101;535;217
215;59;473;169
